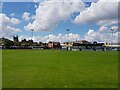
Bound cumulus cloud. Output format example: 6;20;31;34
98;0;120;2
34;4;38;9
1;25;21;38
111;26;118;32
22;12;31;21
84;26;119;43
99;26;108;32
74;0;118;26
10;13;15;17
0;13;21;38
19;33;80;43
11;17;21;25
19;27;119;43
24;0;85;31
1;14;20;25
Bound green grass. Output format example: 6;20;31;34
0;50;2;89
2;50;118;88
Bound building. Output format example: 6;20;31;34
21;39;33;46
1;36;119;51
103;43;120;51
13;35;20;46
64;40;90;47
48;41;61;49
75;40;90;44
72;41;104;51
63;40;105;51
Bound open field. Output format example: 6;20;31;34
2;50;118;88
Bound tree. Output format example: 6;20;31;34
0;38;14;49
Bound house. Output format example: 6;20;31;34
103;43;120;51
72;41;104;51
75;40;90;44
48;41;61;49
63;40;104;51
64;40;90;47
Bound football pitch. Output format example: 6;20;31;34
2;50;118;88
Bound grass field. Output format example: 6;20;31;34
2;50;118;88
0;50;2;89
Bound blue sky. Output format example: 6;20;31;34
1;0;119;43
2;2;36;36
2;2;98;36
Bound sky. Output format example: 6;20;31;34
0;0;119;43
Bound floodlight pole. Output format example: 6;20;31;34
66;29;70;43
66;28;70;50
31;29;34;41
31;29;34;49
111;29;114;49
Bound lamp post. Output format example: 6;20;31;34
111;29;114;36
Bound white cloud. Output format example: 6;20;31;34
22;12;31;21
1;0;119;3
0;14;20;25
97;19;118;26
10;13;15;17
24;0;85;31
74;0;118;26
111;26;118;32
86;29;94;35
84;27;119;43
99;26;108;32
34;4;38;9
20;27;119;43
19;33;80;43
98;0;120;2
1;25;21;37
11;17;21;25
35;33;80;43
85;29;101;42
0;13;21;38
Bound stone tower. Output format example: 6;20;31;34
13;35;19;42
